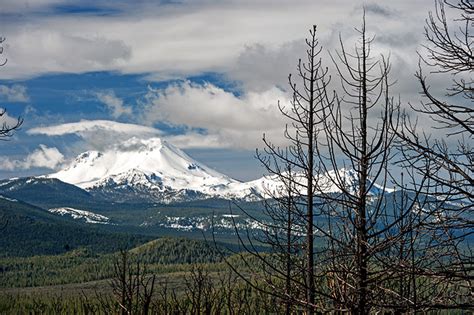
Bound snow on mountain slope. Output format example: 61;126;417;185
47;137;240;202
223;168;392;200
46;136;392;203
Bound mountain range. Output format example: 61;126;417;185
0;136;401;255
2;136;391;205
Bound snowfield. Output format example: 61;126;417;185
156;214;266;232
48;207;111;224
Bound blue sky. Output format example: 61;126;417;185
0;70;265;180
0;0;438;181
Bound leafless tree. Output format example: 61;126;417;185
0;37;23;231
218;24;332;314
307;10;473;311
393;0;473;310
184;264;219;314
219;6;472;312
110;250;156;315
308;14;414;313
256;25;333;314
0;37;22;138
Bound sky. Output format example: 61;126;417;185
0;0;448;181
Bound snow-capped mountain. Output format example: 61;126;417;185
49;137;236;189
47;137;244;202
43;136;392;203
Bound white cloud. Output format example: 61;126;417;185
0;1;433;145
95;91;132;118
0;144;64;170
0;0;429;82
142;81;291;149
28;119;163;152
229;41;307;92
27;117;232;150
10;0;435;152
1;30;131;79
28;119;159;137
0;85;30;102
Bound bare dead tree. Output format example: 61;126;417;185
218;25;333;314
393;0;473;310
217;267;239;314
184;264;219;314
233;160;308;313
223;17;412;313
403;0;473;191
0;37;22;138
110;249;156;315
309;14;413;313
308;11;474;312
222;8;472;313
0;37;23;231
256;25;333;314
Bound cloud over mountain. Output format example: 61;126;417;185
28;120;160;138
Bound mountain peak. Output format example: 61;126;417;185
48;137;236;191
118;137;165;152
73;151;102;165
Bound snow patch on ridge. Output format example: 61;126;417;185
48;207;110;224
0;195;17;202
157;214;265;232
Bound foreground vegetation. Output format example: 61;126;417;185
0;238;227;288
0;238;286;314
1;237;471;314
0;275;282;314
